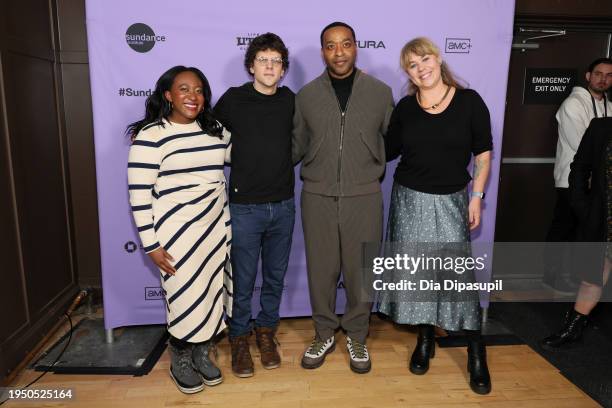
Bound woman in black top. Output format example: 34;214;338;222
378;37;492;394
542;117;612;350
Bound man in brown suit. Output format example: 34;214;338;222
293;21;394;374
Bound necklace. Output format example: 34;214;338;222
417;86;451;110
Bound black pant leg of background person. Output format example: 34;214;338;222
544;188;579;285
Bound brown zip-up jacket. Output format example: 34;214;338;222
292;69;394;197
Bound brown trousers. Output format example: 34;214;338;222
301;191;383;343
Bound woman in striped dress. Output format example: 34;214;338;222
127;66;232;394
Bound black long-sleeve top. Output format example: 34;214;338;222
568;117;612;242
385;88;493;194
214;82;295;204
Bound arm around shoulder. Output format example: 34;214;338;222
222;125;232;165
384;101;404;162
292;95;309;165
381;86;395;134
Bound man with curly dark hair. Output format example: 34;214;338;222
214;32;295;378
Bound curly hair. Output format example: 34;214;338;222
244;33;289;75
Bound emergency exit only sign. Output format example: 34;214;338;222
523;68;577;105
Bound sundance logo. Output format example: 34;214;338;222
445;38;471;54
126;23;166;53
356;40;386;49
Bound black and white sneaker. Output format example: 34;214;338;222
301;336;335;369
346;337;371;374
192;341;223;386
169;343;205;394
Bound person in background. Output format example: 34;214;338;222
214;33;295;378
127;66;232;394
542;117;612;350
293;21;394;374
544;58;612;293
378;37;493;395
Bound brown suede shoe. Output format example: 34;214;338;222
255;326;281;369
229;334;254;378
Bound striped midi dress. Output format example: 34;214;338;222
128;119;233;342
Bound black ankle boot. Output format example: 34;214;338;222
541;309;588;351
467;337;491;395
409;325;435;375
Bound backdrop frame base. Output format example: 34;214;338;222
33;318;168;376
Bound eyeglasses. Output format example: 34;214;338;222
254;56;284;66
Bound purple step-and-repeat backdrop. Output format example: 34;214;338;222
85;0;515;331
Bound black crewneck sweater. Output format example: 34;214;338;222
214;82;295;204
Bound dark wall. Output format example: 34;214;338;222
0;0;93;380
516;0;612;18
56;0;101;288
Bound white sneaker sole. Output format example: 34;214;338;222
169;368;205;394
202;375;223;386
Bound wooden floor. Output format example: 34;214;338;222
5;316;600;408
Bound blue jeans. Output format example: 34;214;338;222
229;198;295;337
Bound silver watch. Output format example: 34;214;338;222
471;191;485;199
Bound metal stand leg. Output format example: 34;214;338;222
482;306;489;332
105;329;114;344
85;290;95;315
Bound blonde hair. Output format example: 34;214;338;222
400;37;465;95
